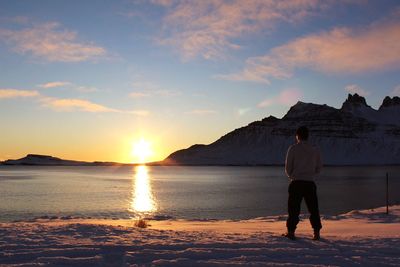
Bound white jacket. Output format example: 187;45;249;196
285;141;322;181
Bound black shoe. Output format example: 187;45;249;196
282;232;296;240
312;231;320;241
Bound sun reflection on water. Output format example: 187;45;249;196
130;165;157;216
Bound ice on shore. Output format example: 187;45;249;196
0;205;399;266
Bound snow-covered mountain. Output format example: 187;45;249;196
164;94;400;165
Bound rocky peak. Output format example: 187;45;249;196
164;94;400;166
341;93;371;111
283;101;311;117
248;116;279;127
283;101;333;119
262;115;279;122
379;96;400;110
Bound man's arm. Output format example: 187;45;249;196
285;146;294;178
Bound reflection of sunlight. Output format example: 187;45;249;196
130;165;157;214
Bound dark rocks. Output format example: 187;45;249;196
380;96;400;109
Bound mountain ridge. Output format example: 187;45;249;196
164;94;400;166
2;94;399;166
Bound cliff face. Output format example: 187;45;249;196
164;94;400;165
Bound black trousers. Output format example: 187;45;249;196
286;180;322;232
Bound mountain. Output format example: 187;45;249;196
164;94;400;165
1;154;123;166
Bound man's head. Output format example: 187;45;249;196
296;126;309;142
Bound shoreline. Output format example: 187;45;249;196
3;205;399;238
2;163;400;166
1;205;399;266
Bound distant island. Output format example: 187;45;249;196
2;94;400;166
0;154;132;166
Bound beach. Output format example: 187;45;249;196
1;205;399;266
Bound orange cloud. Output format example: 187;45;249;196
221;20;400;83
38;81;71;88
0;88;145;115
0;89;39;98
258;88;302;107
0;22;106;62
41;96;149;115
38;81;98;93
41;97;117;112
154;0;343;60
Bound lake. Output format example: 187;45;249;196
0;165;399;222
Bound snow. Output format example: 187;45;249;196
1;205;399;266
165;95;400;166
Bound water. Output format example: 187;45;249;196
0;165;399;222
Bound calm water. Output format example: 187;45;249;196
0;166;399;222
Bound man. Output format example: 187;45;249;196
284;126;322;240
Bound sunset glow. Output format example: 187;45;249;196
1;2;400;265
132;139;153;164
0;1;399;163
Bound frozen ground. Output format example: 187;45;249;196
0;206;399;266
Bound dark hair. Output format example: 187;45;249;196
296;126;309;140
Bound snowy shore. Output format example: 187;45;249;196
1;206;399;266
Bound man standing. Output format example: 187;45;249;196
284;126;322;240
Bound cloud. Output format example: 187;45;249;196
0;22;106;62
0;87;146;115
215;62;290;84
75;86;98;93
345;84;370;96
38;81;71;88
185;109;217;115
0;89;39;99
129;92;151;98
132;81;161;91
258;88;302;108
154;89;180;97
391;85;400;96
129;81;181;98
220;19;400;83
150;0;175;6
153;0;343;60
238;107;251;116
40;96;148;115
38;81;98;92
40;97;118;113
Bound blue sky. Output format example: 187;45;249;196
0;0;399;162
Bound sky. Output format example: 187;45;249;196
0;0;399;163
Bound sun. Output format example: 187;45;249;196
132;139;153;163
